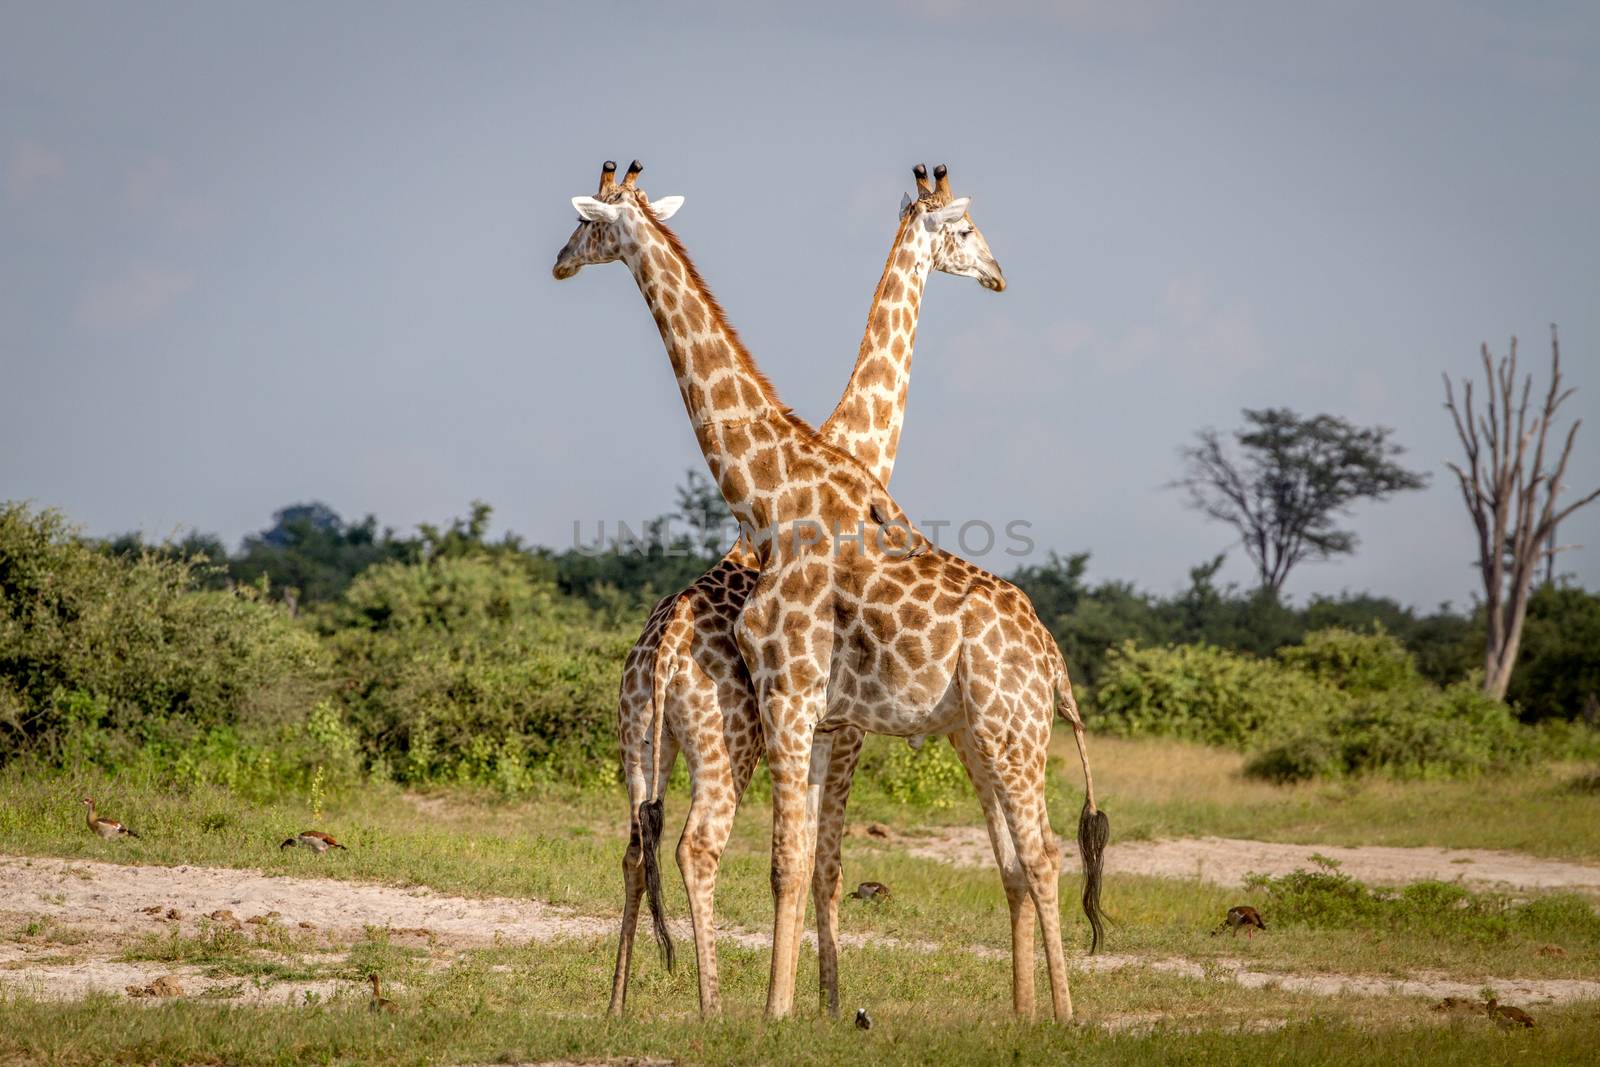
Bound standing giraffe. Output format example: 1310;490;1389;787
608;163;1004;1018
552;160;1107;1022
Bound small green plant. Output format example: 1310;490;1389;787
859;735;968;809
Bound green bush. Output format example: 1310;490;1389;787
1246;676;1527;782
857;734;969;809
1275;626;1420;695
320;553;637;789
0;504;327;765
1091;641;1346;748
1243;854;1600;944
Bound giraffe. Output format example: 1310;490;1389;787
605;162;1004;1019
552;160;1108;1022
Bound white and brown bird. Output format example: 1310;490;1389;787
1214;905;1266;939
367;973;398;1013
82;797;139;839
855;1007;872;1031
280;830;346;853
849;881;891;903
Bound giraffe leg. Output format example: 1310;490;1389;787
607;812;647;1016
951;729;1037;1020
762;695;823;1019
781;729;833;1002
991;747;1072;1022
612;727;678;1016
812;726;863;1017
675;697;740;1020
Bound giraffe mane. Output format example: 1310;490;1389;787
635;201;820;442
819;209;917;441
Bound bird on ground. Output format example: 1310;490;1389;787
280;830;346;853
1487;999;1535;1029
849;881;891;903
1213;905;1266;939
82;798;139;839
367;973;398;1013
855;1008;872;1031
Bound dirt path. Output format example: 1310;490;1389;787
886;828;1600;892
2;854;1596;1008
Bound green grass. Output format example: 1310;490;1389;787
3;739;1598;1063
1048;734;1600;859
3;936;1596;1067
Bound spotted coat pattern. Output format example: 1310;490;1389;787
553;162;1098;1023
604;166;1001;1019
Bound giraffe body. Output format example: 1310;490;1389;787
607;165;1002;1019
554;161;1105;1022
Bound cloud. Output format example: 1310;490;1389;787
1045;276;1266;378
7;142;66;199
77;267;196;330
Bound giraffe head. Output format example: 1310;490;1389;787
552;160;684;280
902;163;1004;292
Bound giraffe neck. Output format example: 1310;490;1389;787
817;213;934;488
618;214;807;533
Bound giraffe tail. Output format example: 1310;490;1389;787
1056;652;1109;953
637;631;676;974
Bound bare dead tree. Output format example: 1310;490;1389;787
1444;326;1600;699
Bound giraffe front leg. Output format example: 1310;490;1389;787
812;726;863;1017
762;694;822;1020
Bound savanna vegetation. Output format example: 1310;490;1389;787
4;493;1600;1065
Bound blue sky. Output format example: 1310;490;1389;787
2;0;1596;608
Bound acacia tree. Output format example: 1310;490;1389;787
1444;326;1599;699
1177;408;1428;597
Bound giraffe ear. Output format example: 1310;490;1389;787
649;195;685;221
899;191;913;216
923;197;972;230
572;196;620;223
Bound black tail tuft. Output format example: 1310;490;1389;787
1077;799;1109;954
639;797;674;973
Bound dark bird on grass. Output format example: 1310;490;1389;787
367;973;398;1013
82;797;140;839
1213;905;1266;939
1487;999;1535;1029
280;830;346;853
855;1007;872;1031
849;881;891;903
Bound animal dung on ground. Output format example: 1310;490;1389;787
206;909;244;931
855;1007;873;1031
126;975;184;998
850;881;891;903
246;911;281;925
1215;905;1266;939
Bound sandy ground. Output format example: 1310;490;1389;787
2;853;1596;1009
885;827;1600;892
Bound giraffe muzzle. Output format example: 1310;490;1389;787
979;258;1006;292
